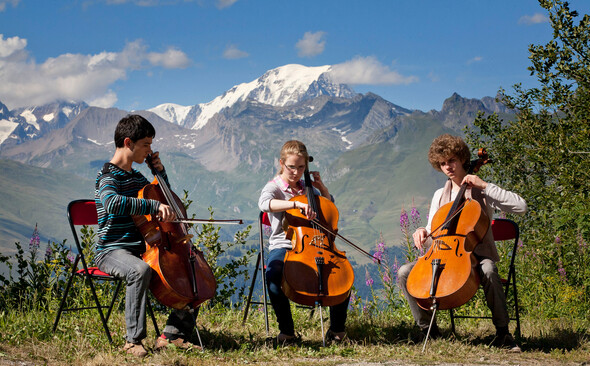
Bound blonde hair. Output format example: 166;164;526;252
428;134;471;172
279;140;309;174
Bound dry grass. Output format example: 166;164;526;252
1;305;590;365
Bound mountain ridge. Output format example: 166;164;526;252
149;64;358;130
0;63;515;258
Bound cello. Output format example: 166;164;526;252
281;157;355;308
133;154;242;310
406;149;491;313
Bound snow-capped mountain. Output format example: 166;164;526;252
149;64;357;130
147;103;193;126
0;101;88;147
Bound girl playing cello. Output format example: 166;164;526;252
258;140;348;343
396;134;526;352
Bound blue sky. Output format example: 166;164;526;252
1;0;589;112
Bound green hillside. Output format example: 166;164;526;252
326;115;454;259
0;159;94;255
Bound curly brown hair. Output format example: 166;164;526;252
427;134;470;172
279;140;309;174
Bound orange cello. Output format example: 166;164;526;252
133;154;242;310
406;149;491;312
281;157;355;307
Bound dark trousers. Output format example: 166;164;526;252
265;247;349;336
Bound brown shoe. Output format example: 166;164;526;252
154;336;201;351
276;333;299;345
492;333;522;353
326;329;347;344
123;341;148;357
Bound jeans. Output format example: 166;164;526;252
96;249;196;343
396;257;509;331
265;247;349;335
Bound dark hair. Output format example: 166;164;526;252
427;134;471;172
114;114;156;148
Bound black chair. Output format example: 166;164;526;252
242;211;319;339
52;199;159;343
450;218;521;337
242;211;271;335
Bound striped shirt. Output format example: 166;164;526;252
95;162;165;257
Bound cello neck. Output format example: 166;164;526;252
441;154;483;229
145;154;185;219
303;166;320;223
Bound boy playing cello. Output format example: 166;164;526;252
397;134;526;352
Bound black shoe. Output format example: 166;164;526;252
492;333;521;353
421;325;441;340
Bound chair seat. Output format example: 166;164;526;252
76;267;113;277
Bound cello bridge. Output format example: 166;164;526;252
310;235;327;249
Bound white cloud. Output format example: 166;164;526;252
147;47;191;68
88;90;118;108
102;0;235;8
467;56;483;65
296;31;326;58
0;37;192;109
519;13;549;25
0;0;20;12
105;0;197;5
428;71;440;83
223;44;249;59
216;0;238;9
0;34;26;58
329;56;418;85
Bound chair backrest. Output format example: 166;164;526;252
67;199;98;256
491;218;520;267
260;211;271;227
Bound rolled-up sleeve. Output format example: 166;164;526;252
259;181;280;212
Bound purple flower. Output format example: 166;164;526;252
372;249;384;263
365;270;374;287
45;242;53;261
67;251;76;263
383;273;391;284
557;260;567;282
555;236;561;244
399;209;409;231
348;292;357;310
578;232;588;253
29;224;40;252
390;260;399;275
410;206;421;227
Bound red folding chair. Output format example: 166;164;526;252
52;199;159;343
450;218;521;337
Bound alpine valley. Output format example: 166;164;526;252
0;64;514;265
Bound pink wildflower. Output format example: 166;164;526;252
29;224;40;252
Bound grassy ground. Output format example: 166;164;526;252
1;305;590;365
